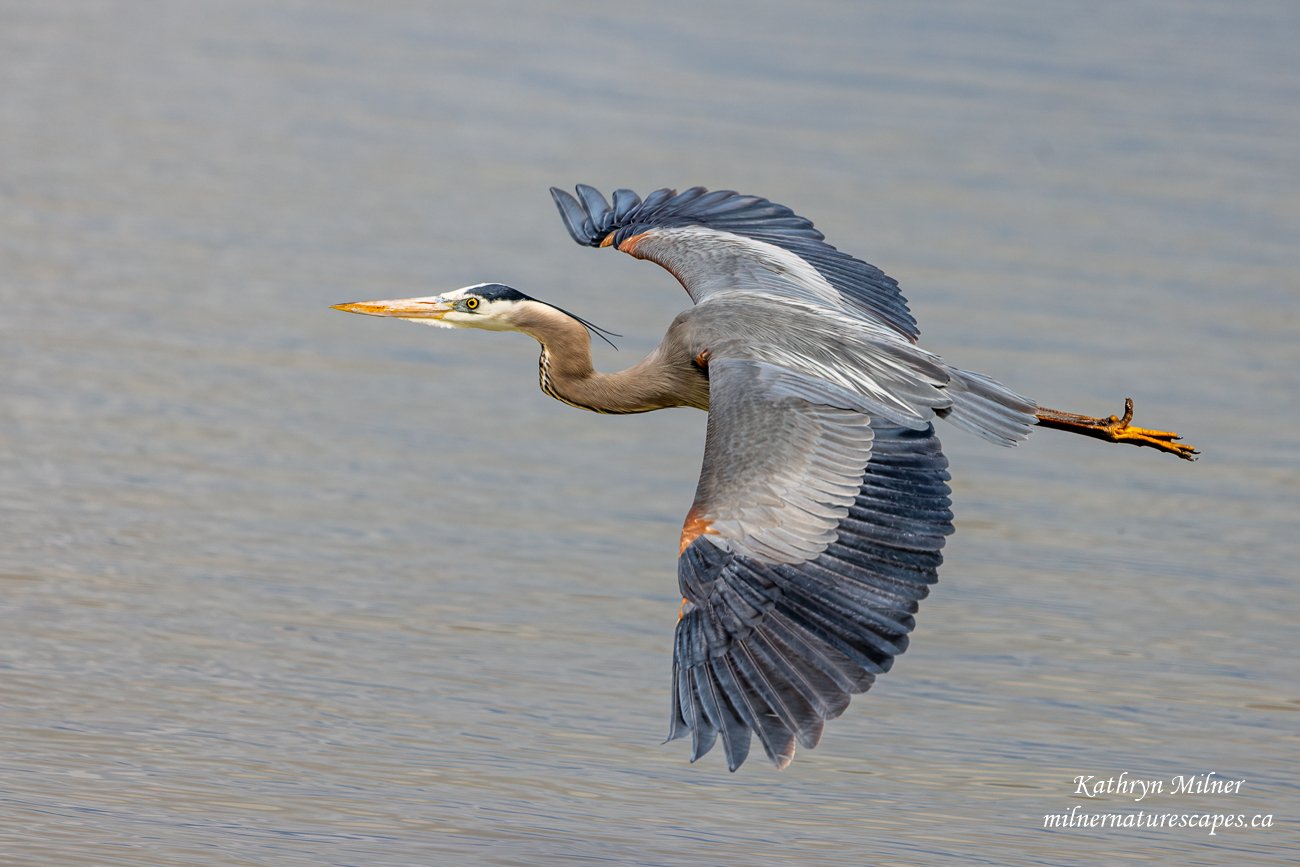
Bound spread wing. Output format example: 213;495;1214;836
672;358;953;770
549;183;1021;769
550;184;920;341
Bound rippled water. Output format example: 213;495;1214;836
3;1;1297;863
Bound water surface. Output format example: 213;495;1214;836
2;1;1297;863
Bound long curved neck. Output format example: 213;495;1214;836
509;301;705;414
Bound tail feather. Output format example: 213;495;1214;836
941;368;1037;445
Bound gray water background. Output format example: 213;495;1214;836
2;1;1297;864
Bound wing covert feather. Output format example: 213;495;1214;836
685;358;877;565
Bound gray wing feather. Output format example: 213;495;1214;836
549;184;920;340
683;295;953;429
553;189;594;243
689;358;877;565
674;423;953;770
575;184;612;232
611;188;642;222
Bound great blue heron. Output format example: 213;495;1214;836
333;184;1196;771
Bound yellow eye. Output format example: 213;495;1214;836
465;297;480;310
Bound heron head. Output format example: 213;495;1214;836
332;283;535;332
333;283;619;346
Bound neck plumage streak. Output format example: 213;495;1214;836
538;347;617;414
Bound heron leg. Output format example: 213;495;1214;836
1035;398;1198;460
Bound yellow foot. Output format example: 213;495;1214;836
1036;398;1199;461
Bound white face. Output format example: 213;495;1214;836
332;283;522;331
416;284;519;331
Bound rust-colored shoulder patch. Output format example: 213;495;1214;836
679;504;716;555
599;231;616;248
617;230;651;256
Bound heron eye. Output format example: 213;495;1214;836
464;297;480;311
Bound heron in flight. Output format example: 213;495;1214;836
334;185;1197;771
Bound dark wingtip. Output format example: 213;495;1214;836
611;188;642;222
575;184;612;235
550;186;596;246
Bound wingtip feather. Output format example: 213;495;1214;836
550;186;593;245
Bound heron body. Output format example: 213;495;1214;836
334;185;1196;771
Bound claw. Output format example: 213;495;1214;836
1103;398;1199;460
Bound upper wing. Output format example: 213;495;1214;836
672;358;953;770
550;184;921;341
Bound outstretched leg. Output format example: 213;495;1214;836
1035;398;1198;461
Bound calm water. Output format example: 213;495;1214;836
2;1;1297;864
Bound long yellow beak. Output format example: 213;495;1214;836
331;297;453;319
